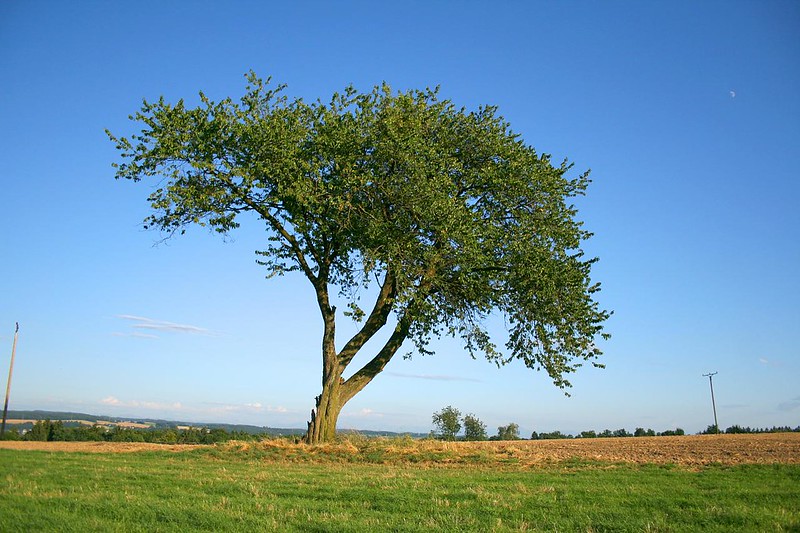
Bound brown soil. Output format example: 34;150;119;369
0;441;202;453
468;433;800;466
1;433;798;466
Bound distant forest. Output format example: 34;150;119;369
2;411;797;443
0;410;423;442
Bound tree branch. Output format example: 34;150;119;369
340;312;412;405
216;172;320;284
337;268;397;368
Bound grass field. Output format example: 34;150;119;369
1;435;799;531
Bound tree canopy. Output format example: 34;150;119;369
463;413;488;441
108;72;610;442
432;406;462;441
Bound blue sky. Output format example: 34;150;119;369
1;1;798;436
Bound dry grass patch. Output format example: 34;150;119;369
2;432;798;466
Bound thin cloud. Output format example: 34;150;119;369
342;408;383;419
200;401;268;414
100;396;183;411
100;396;121;406
115;314;214;336
759;357;782;368
387;371;482;383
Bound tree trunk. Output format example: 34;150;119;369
305;295;344;444
305;371;345;444
303;271;410;444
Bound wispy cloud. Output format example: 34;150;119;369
200;401;273;414
387;371;482;383
342;407;383;419
778;396;800;412
113;314;215;338
100;396;183;411
96;396;295;426
758;357;782;368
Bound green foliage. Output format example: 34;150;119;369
14;422;263;444
462;413;488;441
431;406;462;440
25;420;66;441
724;425;800;434
0;428;22;441
108;72;611;441
494;423;521;441
533;430;573;440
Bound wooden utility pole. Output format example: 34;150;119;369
703;371;719;433
1;322;19;437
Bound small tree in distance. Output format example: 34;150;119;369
495;423;521;441
463;414;488;441
432;406;462;441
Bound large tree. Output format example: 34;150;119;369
108;73;610;443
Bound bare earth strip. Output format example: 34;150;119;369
4;419;151;428
0;442;203;453
1;433;798;465
473;433;800;465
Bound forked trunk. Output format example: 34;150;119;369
305;372;344;444
304;271;408;444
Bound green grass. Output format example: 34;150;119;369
1;447;798;532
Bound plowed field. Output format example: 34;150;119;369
2;433;798;465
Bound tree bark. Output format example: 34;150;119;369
305;372;344;444
303;269;411;444
304;314;412;444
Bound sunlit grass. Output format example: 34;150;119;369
1;440;798;531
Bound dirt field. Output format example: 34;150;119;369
5;419;152;429
0;441;202;453
475;433;800;466
2;433;799;465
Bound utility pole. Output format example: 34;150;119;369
1;322;20;437
703;371;719;434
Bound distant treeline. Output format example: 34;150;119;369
701;425;800;435
532;425;800;440
0;420;271;444
4;419;799;444
532;428;686;440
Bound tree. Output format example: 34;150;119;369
534;430;572;440
26;419;63;441
463;413;488;441
108;73;610;443
432;406;462;440
496;423;520;440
